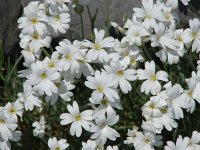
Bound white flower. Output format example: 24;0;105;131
182;79;197;113
175;29;186;51
124;127;141;146
110;40;144;67
19;32;51;53
106;145;118;150
141;119;163;134
28;61;60;96
3;101;23;121
18;1;47;35
166;0;178;9
151;23;179;50
82;140;98;150
32;116;46;138
85;71;119;103
165;135;189;150
134;132;163;150
17;82;42;111
159;7;174;23
43;52;59;71
104;61;137;93
137;61;168;95
75;49;94;78
181;0;190;5
90;112;120;145
21;47;40;65
183;18;200;52
49;5;71;34
142;95;167;119
0;112;17;141
124;24;149;46
90;97;122;117
46;80;75;105
164;84;187;119
133;0;161;29
186;131;200;150
60;101;94;137
56;39;81;74
84;28;115;63
48;137;69;150
155;106;178;131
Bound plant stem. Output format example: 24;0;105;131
86;5;94;31
6;55;23;84
105;0;110;36
80;14;85;39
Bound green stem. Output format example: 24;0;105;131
86;5;94;31
80;14;85;39
42;48;50;58
142;44;152;61
188;4;200;17
105;0;110;36
6;55;23;83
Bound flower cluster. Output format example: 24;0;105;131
3;0;200;149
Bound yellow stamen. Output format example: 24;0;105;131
75;114;81;121
9;107;16;113
41;73;47;80
97;85;104;93
32;33;39;40
54;15;60;21
145;139;151;144
151;75;157;81
0;119;5;124
101;99;108;106
48;61;55;68
31;18;38;24
65;54;72;60
117;70;124;77
192;32;198;39
94;43;101;50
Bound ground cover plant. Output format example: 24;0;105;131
1;0;200;149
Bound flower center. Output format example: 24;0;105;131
55;147;60;150
94;43;101;50
165;13;171;21
72;0;79;3
151;75;157;81
117;70;124;77
133;32;140;37
100;122;106;129
75;114;81;121
97;85;104;93
65;53;72;60
160;107;167;114
54;15;60;21
188;91;193;97
0;119;5;124
31;18;38;24
32;33;39;40
41;73;47;80
101;99;108;106
192;32;198;39
123;51;129;56
130;58;136;65
9;107;16;113
176;35;183;42
78;59;85;64
145;138;151;144
148;103;155;109
48;61;55;68
145;15;152;19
